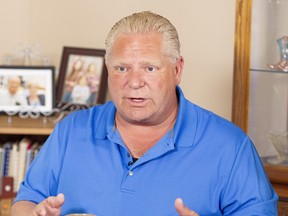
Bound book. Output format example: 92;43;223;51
1;138;43;193
16;138;30;191
0;147;4;177
0;146;4;195
8;142;19;193
3;142;12;177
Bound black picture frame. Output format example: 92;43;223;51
56;46;108;105
0;66;55;112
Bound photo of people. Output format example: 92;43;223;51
71;74;90;104
60;53;104;105
0;76;28;107
0;67;54;112
26;81;46;107
86;63;100;104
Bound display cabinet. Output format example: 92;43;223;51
233;0;288;214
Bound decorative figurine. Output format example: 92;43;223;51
268;36;288;72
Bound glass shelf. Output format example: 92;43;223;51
250;68;288;74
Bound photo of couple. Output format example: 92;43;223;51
0;76;45;107
0;67;54;112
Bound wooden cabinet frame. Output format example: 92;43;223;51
232;0;288;213
232;0;252;133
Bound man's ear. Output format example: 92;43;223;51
175;57;184;85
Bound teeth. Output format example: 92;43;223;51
131;98;144;102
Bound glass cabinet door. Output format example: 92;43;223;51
248;0;288;164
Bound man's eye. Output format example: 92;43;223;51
115;66;127;72
146;66;157;72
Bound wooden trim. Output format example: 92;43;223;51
272;183;288;199
264;164;288;185
0;116;54;135
232;0;253;133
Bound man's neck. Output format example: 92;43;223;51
115;111;177;158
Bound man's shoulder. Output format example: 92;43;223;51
185;102;248;146
192;103;243;132
54;101;115;138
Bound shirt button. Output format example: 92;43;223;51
128;171;134;176
128;161;133;166
127;153;131;157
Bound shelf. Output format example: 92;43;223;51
0;115;54;135
250;68;288;74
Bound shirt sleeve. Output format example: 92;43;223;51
14;123;63;204
221;136;278;215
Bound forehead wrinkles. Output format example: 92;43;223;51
110;50;166;66
110;51;167;66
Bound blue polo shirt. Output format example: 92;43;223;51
15;87;278;215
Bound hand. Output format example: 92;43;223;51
32;193;65;216
175;198;199;216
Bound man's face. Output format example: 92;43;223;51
106;32;183;125
8;78;21;95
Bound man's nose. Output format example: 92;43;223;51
128;71;145;89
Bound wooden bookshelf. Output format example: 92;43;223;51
0;115;55;214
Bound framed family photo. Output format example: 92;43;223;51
0;66;55;112
56;47;108;106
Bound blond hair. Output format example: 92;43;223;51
105;11;181;63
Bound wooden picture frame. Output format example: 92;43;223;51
56;47;108;105
0;66;55;113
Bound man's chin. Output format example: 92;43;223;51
123;112;153;125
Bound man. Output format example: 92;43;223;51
12;11;278;215
0;76;28;107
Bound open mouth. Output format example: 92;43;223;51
129;98;146;102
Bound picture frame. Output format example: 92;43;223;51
0;66;55;113
56;46;108;106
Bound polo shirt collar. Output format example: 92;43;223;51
94;102;116;139
172;86;197;147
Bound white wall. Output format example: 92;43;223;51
0;0;236;120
